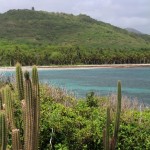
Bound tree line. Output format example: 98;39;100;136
0;46;150;66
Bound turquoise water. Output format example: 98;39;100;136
38;67;150;104
2;67;150;104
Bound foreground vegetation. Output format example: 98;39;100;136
40;87;150;149
0;64;150;150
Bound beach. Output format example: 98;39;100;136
0;64;150;71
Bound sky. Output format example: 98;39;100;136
0;0;150;34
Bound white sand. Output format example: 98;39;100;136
0;64;150;72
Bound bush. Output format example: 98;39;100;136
40;86;150;149
86;92;98;107
1;81;150;149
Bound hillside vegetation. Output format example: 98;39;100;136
0;9;150;65
0;9;150;48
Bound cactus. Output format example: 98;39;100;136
32;65;40;150
4;85;15;129
0;111;7;150
16;63;26;142
12;129;21;150
0;88;5;110
103;81;122;150
0;97;2;110
16;63;24;101
0;99;2;110
24;71;34;150
0;65;40;150
104;107;110;150
23;68;40;150
111;80;122;149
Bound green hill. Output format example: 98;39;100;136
0;9;150;49
0;9;150;66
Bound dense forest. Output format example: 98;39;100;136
0;9;150;66
1;45;150;66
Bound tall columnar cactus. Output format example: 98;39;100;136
0;88;5;110
4;85;15;129
32;65;40;149
111;80;122;149
16;63;24;101
103;81;122;150
24;71;34;150
16;63;26;144
104;107;110;150
0;97;2;110
0;64;40;150
0;111;7;150
12;129;21;150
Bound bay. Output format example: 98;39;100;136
38;67;150;104
2;67;150;104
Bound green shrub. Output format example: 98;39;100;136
86;92;98;107
0;76;150;149
40;86;150;150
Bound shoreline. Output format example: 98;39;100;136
0;64;150;71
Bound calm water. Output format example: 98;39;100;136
2;67;150;104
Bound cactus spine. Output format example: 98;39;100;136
103;81;122;150
32;66;40;149
12;129;21;150
16;63;24;101
0;111;7;150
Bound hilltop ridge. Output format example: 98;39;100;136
0;9;150;49
125;28;143;34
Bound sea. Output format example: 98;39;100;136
1;67;150;104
